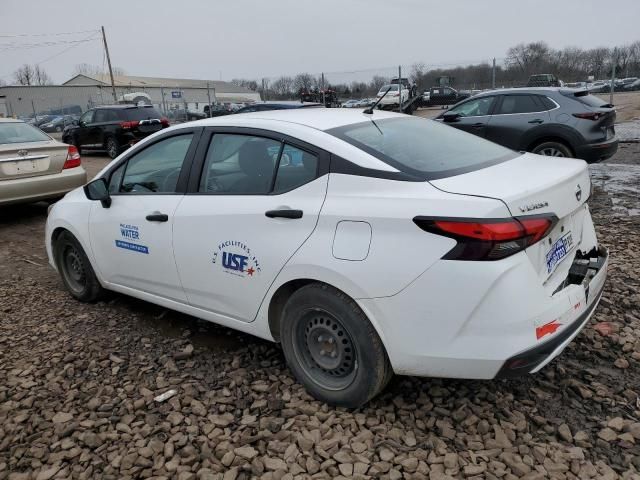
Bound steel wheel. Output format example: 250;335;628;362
60;244;86;294
292;309;357;391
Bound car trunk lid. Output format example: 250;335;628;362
430;153;591;282
0;140;69;181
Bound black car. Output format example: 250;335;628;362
62;105;169;159
425;86;470;107
170;109;207;122
234;101;323;114
203;104;233;117
527;74;561;87
436;88;618;162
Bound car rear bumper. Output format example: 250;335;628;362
575;137;618;163
0;166;87;206
357;219;607;379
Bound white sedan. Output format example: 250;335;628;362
376;84;409;106
46;109;608;407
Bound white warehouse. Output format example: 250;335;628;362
0;73;261;117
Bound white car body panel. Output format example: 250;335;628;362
46;109;607;381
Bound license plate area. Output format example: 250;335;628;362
605;126;615;140
1;158;49;176
546;232;574;274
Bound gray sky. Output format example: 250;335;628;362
2;0;639;84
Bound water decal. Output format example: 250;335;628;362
212;240;261;277
116;223;149;254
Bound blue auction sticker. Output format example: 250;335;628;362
115;240;149;254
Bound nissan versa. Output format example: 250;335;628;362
45;109;608;407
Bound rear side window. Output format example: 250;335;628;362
120;107;162;121
537;96;557;110
327;117;516;180
496;95;546;114
273;145;318;193
94;109;119;122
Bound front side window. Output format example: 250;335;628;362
119;134;193;194
448;97;494;117
328;117;516;179
199;134;280;194
79;111;94;124
496;95;546;114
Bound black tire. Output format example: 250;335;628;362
105;137;120;159
54;231;105;302
531;141;573;158
280;283;392;408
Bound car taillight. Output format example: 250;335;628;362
413;215;557;260
63;145;81;169
120;120;140;129
160;117;169;127
572;112;603;121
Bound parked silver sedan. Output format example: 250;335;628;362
0;118;86;206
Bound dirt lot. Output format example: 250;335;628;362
1;143;639;479
595;92;640;123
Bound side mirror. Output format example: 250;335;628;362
443;112;461;123
84;178;111;208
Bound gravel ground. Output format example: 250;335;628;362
0;148;639;480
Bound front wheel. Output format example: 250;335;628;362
54;231;105;302
105;137;120;159
280;283;392;408
531;141;573;158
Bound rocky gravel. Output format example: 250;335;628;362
1;153;639;479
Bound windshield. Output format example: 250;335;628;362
379;85;399;93
0;122;51;144
327;117;517;180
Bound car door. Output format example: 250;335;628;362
88;128;201;302
173;129;329;322
485;94;552;150
76;110;94;147
439;96;496;137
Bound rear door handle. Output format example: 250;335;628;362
528;119;544;124
265;209;303;219
146;212;169;222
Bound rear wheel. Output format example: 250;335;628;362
280;283;392;407
106;137;120;159
532;141;573;158
54;231;105;302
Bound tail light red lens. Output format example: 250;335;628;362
119;120;140;130
160;117;170;127
572;112;603;121
413;215;557;260
63;145;81;169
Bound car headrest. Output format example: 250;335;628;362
238;140;274;178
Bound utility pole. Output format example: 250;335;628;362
492;58;496;89
206;82;212;117
321;73;326;106
101;26;117;103
398;65;402;112
160;86;166;115
610;50;617;106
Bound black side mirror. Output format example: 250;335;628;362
84;178;111;208
443;112;461;123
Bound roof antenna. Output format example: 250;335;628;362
363;87;390;114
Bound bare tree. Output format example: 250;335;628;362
73;63;126;78
271;76;294;98
293;73;315;93
33;65;52;85
13;64;51;85
230;78;258;91
369;75;389;92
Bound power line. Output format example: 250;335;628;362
0;29;99;38
0;38;100;52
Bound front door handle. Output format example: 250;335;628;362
471;123;484;128
265;209;303;219
146;212;169;222
528;119;544;124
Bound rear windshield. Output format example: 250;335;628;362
120;107;162;120
327;117;517;180
0;122;50;144
564;92;611;108
379;85;399;92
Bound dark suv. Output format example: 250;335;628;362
425;86;470;107
62;105;169;159
435;88;618;162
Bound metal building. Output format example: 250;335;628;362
0;74;261;117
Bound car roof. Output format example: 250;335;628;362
92;105;156;109
0;118;24;123
250;101;322;106
473;87;568;97
181;107;403;132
